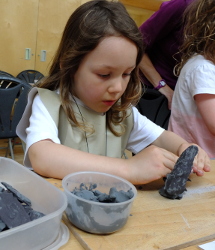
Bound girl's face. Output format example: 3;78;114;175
73;36;138;113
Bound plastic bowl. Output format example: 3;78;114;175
62;171;137;234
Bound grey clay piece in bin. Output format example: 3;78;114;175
1;182;32;206
0;182;45;232
0;192;31;229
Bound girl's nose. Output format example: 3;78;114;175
108;77;124;93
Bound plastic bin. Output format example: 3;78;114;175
0;157;68;250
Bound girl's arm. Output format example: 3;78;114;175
195;94;215;135
29;132;211;184
29;140;127;179
28;139;178;184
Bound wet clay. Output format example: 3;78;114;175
72;183;134;203
159;145;198;200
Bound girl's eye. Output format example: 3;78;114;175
98;74;110;78
123;73;132;77
98;72;132;78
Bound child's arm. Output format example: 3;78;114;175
28;139;177;184
28;133;210;184
195;93;215;136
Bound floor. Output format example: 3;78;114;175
0;138;24;165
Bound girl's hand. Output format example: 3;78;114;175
177;143;211;176
126;145;178;185
125;143;211;185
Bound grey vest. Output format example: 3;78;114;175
38;88;133;158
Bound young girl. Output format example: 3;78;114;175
17;0;210;184
169;0;215;158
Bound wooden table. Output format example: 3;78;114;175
47;160;215;250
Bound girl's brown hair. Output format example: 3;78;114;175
175;0;215;76
38;0;144;136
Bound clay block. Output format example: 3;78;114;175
0;219;6;232
0;182;45;233
28;210;45;221
1;182;31;206
0;192;31;228
159;145;198;200
23;205;45;221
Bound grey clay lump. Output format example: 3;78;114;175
72;183;134;203
159;145;198;200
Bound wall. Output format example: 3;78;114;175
0;0;162;77
0;0;38;76
120;0;165;26
0;0;85;76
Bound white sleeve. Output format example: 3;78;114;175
127;106;164;154
26;94;60;148
24;94;60;168
191;63;215;96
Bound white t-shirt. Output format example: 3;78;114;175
169;54;215;158
17;88;164;168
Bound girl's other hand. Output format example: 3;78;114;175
126;143;211;185
177;143;211;176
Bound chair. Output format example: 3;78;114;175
0;75;23;89
0;80;31;160
16;70;44;85
0;70;14;77
136;89;171;130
